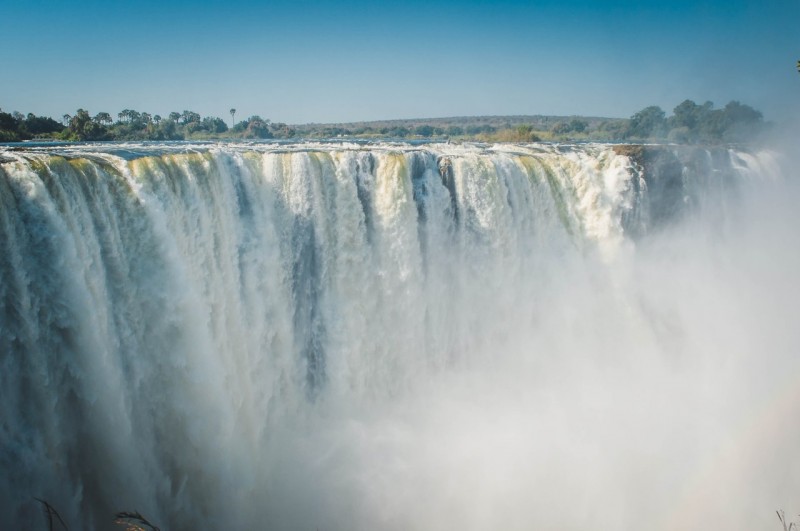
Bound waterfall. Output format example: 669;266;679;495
1;142;796;531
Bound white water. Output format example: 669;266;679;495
0;142;797;530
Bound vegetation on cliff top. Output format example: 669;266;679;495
0;108;297;143
0;99;765;144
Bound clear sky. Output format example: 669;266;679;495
1;0;798;124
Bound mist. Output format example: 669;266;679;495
1;143;798;530
257;154;799;531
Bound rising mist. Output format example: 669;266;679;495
0;142;797;531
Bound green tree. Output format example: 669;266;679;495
670;99;701;130
181;110;201;124
551;121;571;135
721;100;762;125
569;119;587;133
597;119;627;140
244;116;272;138
68;108;107;140
70;109;92;136
230;108;236;127
94;112;112;125
626;106;667;139
0;110;22;141
0;111;17;131
514;124;539;141
153;118;183;140
199;116;228;134
269;122;295;138
415;125;434;137
22;114;64;136
719;101;763;142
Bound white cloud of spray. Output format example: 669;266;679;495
251;149;800;531
2;143;798;531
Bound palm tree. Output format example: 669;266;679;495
94;112;112;125
181;110;200;124
230;108;236;127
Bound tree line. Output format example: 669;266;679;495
0;99;764;144
612;99;764;143
294;99;765;143
0;107;295;142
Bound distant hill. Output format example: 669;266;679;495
295;114;616;129
290;114;629;142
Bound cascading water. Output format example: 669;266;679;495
1;142;797;531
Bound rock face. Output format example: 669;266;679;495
615;144;750;238
616;145;684;237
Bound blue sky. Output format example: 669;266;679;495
1;0;798;123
